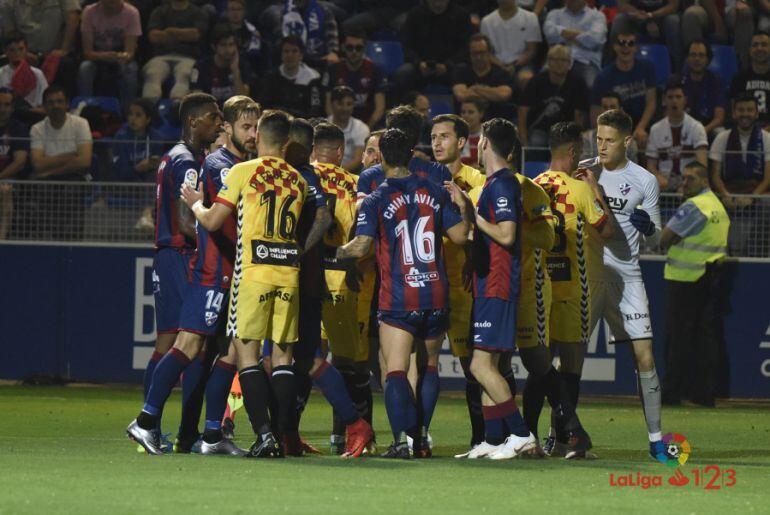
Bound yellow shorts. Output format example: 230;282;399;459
448;287;473;358
516;279;552;349
549;294;590;344
322;289;368;362
357;268;377;340
226;282;298;343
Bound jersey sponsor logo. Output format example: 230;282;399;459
496;197;509;208
405;267;439;287
606;196;628;211
624;312;650;321
204;311;219;327
258;288;294;303
323;245;347;270
220;168;230;182
546;256;572;282
251;240;300;267
619;183;632;196
593;199;605;216
474;320;492;328
184;169;199;188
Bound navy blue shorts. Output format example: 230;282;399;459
472;297;517;352
378;309;449;340
153;248;191;334
264;294;323;361
178;282;229;336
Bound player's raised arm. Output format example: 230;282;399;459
444;180;472;245
576;166;617;240
180;182;232;232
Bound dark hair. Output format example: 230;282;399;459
403;90;428;107
600;91;622;104
469;33;493;52
752;30;770;41
331;85;355;103
179;92;217;127
613;28;637;43
281;35;305;53
258;109;292;146
386;104;423;150
481;118;520;161
313;122;344;145
664;75;685;94
129;98;158;123
343;28;368;42
286;118;315;166
460;95;488;114
596;109;633;135
2;33;26;48
379;128;412;168
548;122;583;151
686;39;712;62
210;23;236;47
223;95;261;125
432;113;470;140
42;84;68;103
733;91;758;106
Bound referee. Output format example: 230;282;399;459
660;161;730;407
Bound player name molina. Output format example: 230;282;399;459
383;192;441;220
323;172;356;194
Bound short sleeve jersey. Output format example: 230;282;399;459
356;157;454;200
356;174;462;312
472;168;522;302
315;162;359;291
646;113;708;181
517;174;556;288
534;170;607;300
188;146;240;288
216;156;307;287
444;164;485;287
154;142;201;251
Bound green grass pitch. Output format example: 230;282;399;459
1;385;768;514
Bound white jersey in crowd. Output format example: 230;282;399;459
583;157;661;282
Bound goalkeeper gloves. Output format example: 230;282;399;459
630;208;656;236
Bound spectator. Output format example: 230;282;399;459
109;98;164;182
591;30;657;148
681;40;726;137
361;129;383;170
0;34;48;109
581;92;639;160
646;79;708;192
327;85;369;172
459;95;486;165
518;44;588;149
224;0;270;74
341;0;412;35
709;92;770;208
479;0;542;86
405;90;434;160
682;0;754;67
262;0;341;67
2;0;80;97
78;0;142;110
322;29;387;130
612;0;682;70
142;0;209;101
397;0;473;91
452;33;515;120
729;31;770;128
259;35;324;119
29;85;93;240
0;88;29;240
190;24;252;104
543;0;607;89
660;161;730;408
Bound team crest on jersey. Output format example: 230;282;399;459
205;311;218;326
619;182;632;196
184;169;199;188
220;168;230;182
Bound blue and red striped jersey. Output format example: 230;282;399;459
472;168;522;302
188;146;240;289
356;174;462;312
356;157;453;201
296;162;328;298
154;142;202;251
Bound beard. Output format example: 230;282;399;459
231;132;256;157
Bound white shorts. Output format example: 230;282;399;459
589;280;653;343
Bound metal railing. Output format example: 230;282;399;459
0;181;768;258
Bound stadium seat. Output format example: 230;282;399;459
709;45;738;88
71;96;122;115
523;160;549;179
156;99;177;123
429;100;453;116
366;41;404;77
636;44;671;88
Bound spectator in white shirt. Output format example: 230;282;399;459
646;80;708;192
543;0;607;89
328;85;369;172
480;0;542;87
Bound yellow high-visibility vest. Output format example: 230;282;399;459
665;190;730;282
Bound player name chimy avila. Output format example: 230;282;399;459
384;193;440;220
